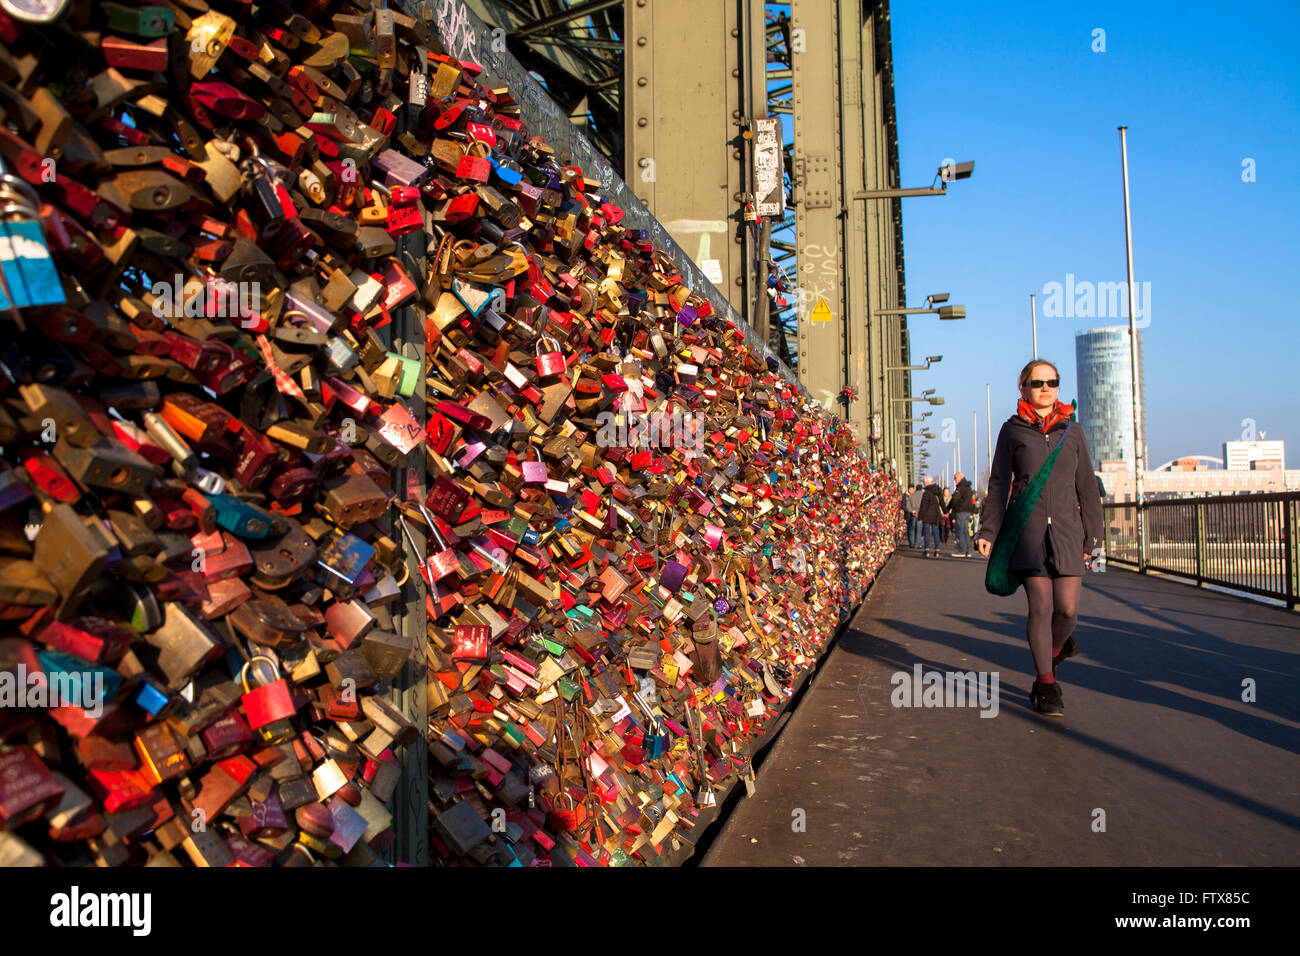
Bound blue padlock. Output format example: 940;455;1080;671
209;493;273;539
37;650;123;710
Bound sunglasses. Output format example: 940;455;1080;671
1027;378;1059;389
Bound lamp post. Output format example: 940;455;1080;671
876;294;967;320
1030;293;1038;360
985;384;992;485
849;156;973;482
886;355;942;372
894;396;945;406
852;162;975;200
1118;125;1147;571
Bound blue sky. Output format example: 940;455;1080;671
887;0;1300;475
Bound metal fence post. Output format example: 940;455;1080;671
1284;496;1296;610
1194;500;1204;589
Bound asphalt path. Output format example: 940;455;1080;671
702;549;1300;866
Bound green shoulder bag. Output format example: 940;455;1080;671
985;421;1074;596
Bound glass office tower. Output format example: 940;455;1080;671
1075;326;1148;472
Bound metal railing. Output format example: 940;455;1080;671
1104;492;1300;609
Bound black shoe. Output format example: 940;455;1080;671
1052;637;1079;675
1029;680;1064;717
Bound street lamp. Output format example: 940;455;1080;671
876;293;967;320
887;355;942;371
894;396;945;406
853;161;974;200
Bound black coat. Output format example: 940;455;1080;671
977;414;1104;576
950;478;974;513
917;483;947;523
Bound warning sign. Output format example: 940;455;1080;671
810;298;832;322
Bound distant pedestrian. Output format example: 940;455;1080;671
917;475;947;558
902;484;917;549
949;472;975;557
977;359;1104;717
906;484;925;548
939;488;952;544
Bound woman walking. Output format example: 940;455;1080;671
939;488;952;545
976;360;1104;717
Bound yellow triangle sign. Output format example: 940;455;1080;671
810;298;832;322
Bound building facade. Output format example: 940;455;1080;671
1075;326;1148;472
1098;460;1300;501
1223;440;1285;471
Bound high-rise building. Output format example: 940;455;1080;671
1075;326;1148;472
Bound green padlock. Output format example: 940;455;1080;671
102;2;174;37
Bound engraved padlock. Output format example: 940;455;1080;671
534;335;566;379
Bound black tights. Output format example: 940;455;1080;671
1022;575;1081;675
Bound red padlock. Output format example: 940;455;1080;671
548;791;578;832
452;624;490;661
240;656;296;743
20;448;79;502
455;141;492;183
385;203;423;236
400;508;460;585
534;336;566;378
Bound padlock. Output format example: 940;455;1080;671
534;335;567;378
240;656;297;746
452;623;489;662
404;507;460;584
455;139;493;183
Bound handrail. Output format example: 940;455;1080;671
1102;492;1299;609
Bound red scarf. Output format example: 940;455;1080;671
1017;398;1073;434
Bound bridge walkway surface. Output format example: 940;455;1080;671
701;549;1300;866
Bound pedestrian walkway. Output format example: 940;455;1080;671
702;550;1300;866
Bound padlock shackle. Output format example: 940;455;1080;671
416;501;448;550
240;654;281;693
